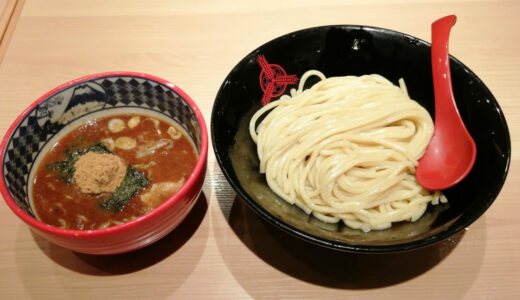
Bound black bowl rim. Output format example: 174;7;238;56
211;24;511;253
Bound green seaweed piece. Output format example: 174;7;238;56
47;155;80;184
83;143;112;155
99;166;150;211
47;143;112;184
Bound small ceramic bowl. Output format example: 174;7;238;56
211;25;511;253
1;72;208;255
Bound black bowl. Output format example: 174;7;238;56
211;25;510;253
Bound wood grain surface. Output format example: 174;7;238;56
0;1;518;299
0;0;23;63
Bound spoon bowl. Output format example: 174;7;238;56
416;15;477;190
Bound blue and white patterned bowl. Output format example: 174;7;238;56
1;72;208;254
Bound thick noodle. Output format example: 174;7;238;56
249;70;446;232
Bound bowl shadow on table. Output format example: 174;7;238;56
222;194;479;290
29;192;208;275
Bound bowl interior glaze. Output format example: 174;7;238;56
211;25;510;253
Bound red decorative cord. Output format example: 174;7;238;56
257;55;298;105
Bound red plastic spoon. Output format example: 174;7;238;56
416;15;476;190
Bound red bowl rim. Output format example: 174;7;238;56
0;71;208;238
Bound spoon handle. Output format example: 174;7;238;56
431;15;459;123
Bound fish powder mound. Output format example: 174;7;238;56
73;152;127;194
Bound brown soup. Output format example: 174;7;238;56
31;114;198;230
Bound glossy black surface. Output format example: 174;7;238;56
211;25;510;253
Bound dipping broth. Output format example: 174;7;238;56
31;114;198;230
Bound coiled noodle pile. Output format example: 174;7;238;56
249;70;446;232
